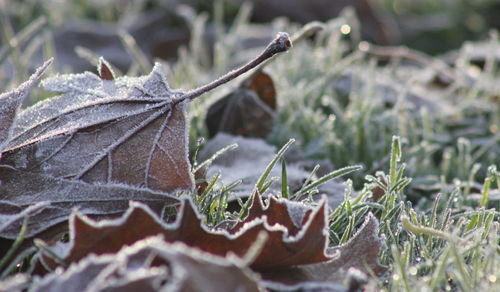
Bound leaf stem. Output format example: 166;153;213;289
177;32;292;104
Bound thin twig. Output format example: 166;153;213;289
253;22;323;72
177;32;292;104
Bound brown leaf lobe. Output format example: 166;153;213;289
41;197;334;271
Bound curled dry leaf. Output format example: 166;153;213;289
32;236;262;292
197;133;310;197
229;192;334;268
229;191;316;237
0;32;292;240
40;194;333;271
205;71;276;138
258;213;387;290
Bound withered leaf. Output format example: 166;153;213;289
230;193;334;268
0;166;179;240
0;60;194;240
33;236;262;292
258;213;387;290
1;62;194;193
40;195;333;271
0;59;52;151
229;191;315;237
205;71;276;138
198;133;310;198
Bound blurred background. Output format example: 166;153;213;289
1;0;499;76
1;2;498;289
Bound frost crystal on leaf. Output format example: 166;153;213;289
3;62;194;193
0;166;179;239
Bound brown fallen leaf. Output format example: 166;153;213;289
257;213;387;290
0;32;292;240
32;236;262;292
2;62;194;193
229;191;314;237
0;166;179;240
40;194;333;271
205;71;276;138
234;194;334;268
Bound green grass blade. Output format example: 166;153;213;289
254;138;295;194
193;143;238;173
0;217;28;273
281;159;289;198
293;165;362;199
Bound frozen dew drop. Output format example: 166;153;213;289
392;273;400;281
409;266;418;276
467;66;481;78
488;274;497;283
358;41;370;52
340;24;351;35
9;38;18;47
490;124;498;133
321;95;329;106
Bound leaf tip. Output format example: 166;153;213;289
29;58;53;84
97;57;115;80
42;57;54;68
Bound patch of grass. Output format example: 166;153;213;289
163;8;500;290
